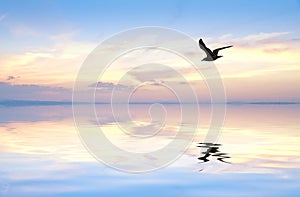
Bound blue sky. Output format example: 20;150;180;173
0;0;300;102
1;0;300;49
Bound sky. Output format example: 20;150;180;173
0;0;300;102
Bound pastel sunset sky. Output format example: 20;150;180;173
0;0;300;102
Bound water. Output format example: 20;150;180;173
0;104;299;196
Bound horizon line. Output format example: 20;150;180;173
0;99;300;106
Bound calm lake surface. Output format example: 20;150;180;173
0;104;300;196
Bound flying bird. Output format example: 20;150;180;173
199;39;233;61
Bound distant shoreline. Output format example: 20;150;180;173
1;100;300;107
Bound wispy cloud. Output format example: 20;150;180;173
208;32;300;75
0;14;6;22
50;31;79;42
10;24;40;37
239;32;290;42
263;47;289;54
0;82;71;101
1;30;299;102
0;31;95;87
211;32;291;47
6;76;15;81
89;81;128;91
6;76;20;81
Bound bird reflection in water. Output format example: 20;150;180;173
197;143;231;164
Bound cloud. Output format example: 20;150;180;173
6;76;16;81
127;66;184;83
0;33;95;87
0;14;6;22
10;24;39;37
0;82;71;101
6;75;20;81
89;81;128;91
215;32;291;47
1;30;299;102
241;32;290;42
263;47;289;54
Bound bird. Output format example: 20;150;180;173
199;39;233;61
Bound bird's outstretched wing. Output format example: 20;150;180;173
199;39;214;57
213;45;233;55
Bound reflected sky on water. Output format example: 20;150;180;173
0;104;300;196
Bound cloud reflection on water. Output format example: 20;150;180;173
0;104;300;196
